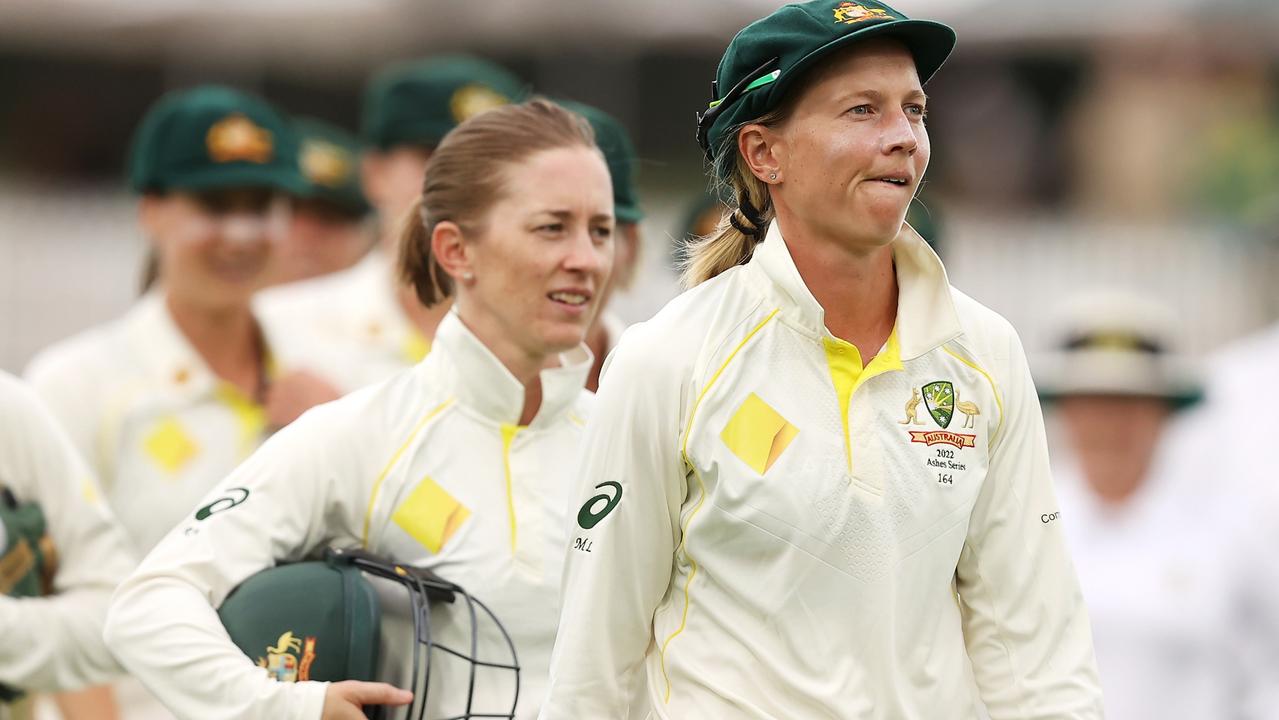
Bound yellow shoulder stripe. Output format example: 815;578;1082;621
662;307;780;703
361;398;455;547
942;346;1005;442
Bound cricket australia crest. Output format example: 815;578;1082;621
922;381;955;428
257;631;317;683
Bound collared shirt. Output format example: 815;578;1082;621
0;371;135;708
256;250;430;393
542;222;1103;720
105;312;593;720
25;293;286;556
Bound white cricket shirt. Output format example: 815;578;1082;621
0;372;134;701
24;293;295;557
105;312;592;720
542;222;1103;719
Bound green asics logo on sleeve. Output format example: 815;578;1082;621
577;482;622;529
195;487;250;521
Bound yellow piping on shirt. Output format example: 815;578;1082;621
501;424;524;552
361;398;455;547
942;346;1005;442
661;308;780;703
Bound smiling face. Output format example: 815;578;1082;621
457;145;615;362
141;188;287;309
762;38;929;252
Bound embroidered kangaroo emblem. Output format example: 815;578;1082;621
899;387;924;425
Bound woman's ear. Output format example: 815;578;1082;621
738;124;784;184
430;220;474;284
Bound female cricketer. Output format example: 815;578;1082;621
541;2;1103;718
104;99;615;720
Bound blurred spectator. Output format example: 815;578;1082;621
270;116;373;285
256;56;527;392
1038;289;1271;720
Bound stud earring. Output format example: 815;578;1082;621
462;272;474;281
769;173;778;181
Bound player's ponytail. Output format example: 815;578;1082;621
681;105;789;288
398;98;597;307
397;195;452;306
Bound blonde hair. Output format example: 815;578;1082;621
680;104;790;288
398;98;596;306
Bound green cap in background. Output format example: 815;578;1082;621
294;116;371;218
558;100;644;224
361;55;528;150
697;0;956;179
128;85;306;195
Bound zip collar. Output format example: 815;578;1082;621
425;311;591;428
748;221;961;360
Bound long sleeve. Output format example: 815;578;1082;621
103;402;364;720
539;331;687;719
0;373;136;692
955;331;1104;719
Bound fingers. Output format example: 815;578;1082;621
339;680;414;706
322;682;413;720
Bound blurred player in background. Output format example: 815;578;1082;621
1039;289;1275;720
543;1;1102;717
557;101;644;391
105;99;613;720
24;86;338;719
0;372;136;720
257;56;527;391
271;117;373;285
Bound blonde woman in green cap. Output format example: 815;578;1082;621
543;1;1102;718
258;56;528;392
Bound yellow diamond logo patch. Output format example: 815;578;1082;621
392;476;471;554
143;417;199;474
721;393;799;475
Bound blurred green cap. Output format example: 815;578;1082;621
698;0;956;180
361;56;528;150
559;101;644;224
128;85;306;195
294;117;371;218
218;559;381;684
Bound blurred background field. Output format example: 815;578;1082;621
2;0;1277;372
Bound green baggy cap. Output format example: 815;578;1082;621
558;101;644;224
361;56;528;150
698;0;956;180
128;85;306;195
294;116;371;218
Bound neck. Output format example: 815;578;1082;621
164;292;262;396
779;220;899;359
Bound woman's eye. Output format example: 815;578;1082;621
848;104;872;116
537;223;565;234
907;104;928;119
592;226;613;241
